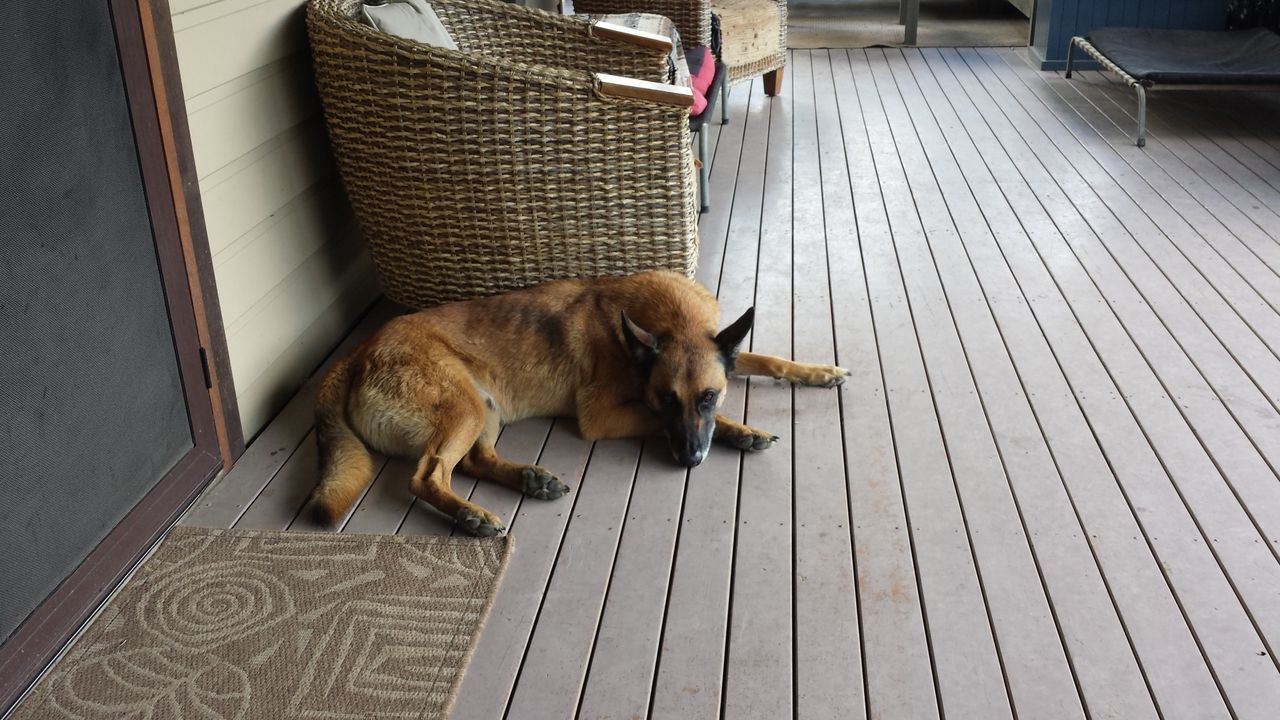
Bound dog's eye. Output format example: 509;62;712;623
700;390;717;407
659;391;679;407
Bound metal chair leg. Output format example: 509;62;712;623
1135;84;1147;147
902;0;919;45
698;124;710;213
720;78;728;124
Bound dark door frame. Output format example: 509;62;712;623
0;0;242;712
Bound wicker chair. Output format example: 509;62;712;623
306;0;699;308
573;0;787;94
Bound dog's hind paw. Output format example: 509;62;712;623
456;508;506;537
522;467;571;500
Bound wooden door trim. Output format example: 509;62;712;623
136;0;245;465
0;0;236;712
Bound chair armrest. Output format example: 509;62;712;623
592;20;673;53
596;73;693;107
430;0;672;82
572;0;713;46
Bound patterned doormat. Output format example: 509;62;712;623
10;527;512;720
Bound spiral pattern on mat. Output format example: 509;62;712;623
137;561;294;652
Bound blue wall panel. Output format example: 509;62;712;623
1031;0;1229;69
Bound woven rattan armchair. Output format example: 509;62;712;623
573;0;787;94
306;0;699;308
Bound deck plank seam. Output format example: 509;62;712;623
717;74;772;720
981;48;1280;461
844;47;947;720
568;442;646;719
638;451;695;720
949;46;1280;675
822;47;877;720
498;431;601;720
877;45;1110;720
966;48;1280;563
870;46;1064;720
908;47;1239;718
815;46;875;720
1008;51;1280;372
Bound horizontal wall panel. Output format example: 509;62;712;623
173;0;381;437
224;229;372;390
186;57;319;183
200;120;337;256
174;0;309;99
214;179;353;325
234;262;380;435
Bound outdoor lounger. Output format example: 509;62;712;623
1065;27;1280;147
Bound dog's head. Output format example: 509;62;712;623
620;307;754;467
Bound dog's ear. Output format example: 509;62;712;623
620;311;660;366
715;306;754;367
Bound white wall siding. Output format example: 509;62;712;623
172;0;379;439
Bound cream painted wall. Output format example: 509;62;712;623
171;0;381;438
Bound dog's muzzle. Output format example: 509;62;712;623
670;437;708;468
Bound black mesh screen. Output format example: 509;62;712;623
0;2;192;641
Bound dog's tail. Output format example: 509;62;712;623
309;357;374;525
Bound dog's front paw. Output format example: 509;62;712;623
522;466;571;500
798;364;851;388
456;507;506;537
723;427;779;452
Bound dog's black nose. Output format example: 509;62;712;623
683;447;707;467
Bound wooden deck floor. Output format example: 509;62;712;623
181;48;1280;720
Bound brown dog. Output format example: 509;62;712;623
310;271;849;535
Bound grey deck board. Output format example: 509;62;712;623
1023;59;1280;394
502;438;643;719
1072;71;1280;247
933;47;1280;716
960;47;1280;573
982;48;1280;492
905;48;1234;720
181;51;1280;720
1152;96;1280;202
231;432;320;530
874;48;1101;720
650;82;754;720
901;49;1239;717
1080;73;1280;246
574;444;687;720
722;59;793;720
853;48;1016;720
827;49;940;720
1164;90;1280;163
448;421;594;720
982;55;1280;628
792;51;865;720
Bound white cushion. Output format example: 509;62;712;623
360;0;458;50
